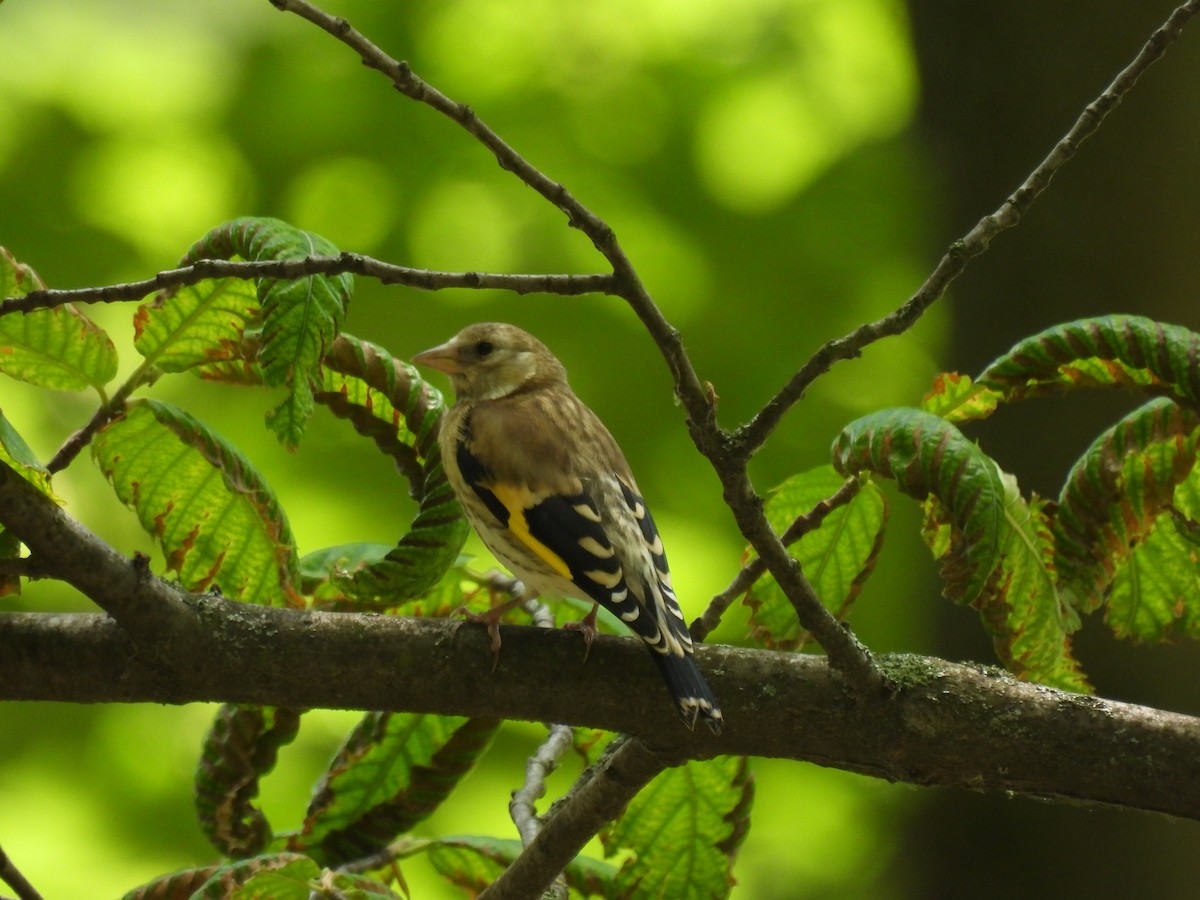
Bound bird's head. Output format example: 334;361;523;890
412;322;568;401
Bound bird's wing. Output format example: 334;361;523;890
454;422;690;656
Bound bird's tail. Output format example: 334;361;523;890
652;651;723;734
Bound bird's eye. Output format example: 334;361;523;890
474;340;495;357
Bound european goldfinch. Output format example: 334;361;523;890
413;323;723;733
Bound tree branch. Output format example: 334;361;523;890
0;255;615;315
482;737;669;900
0;462;195;650
2;609;1199;821
0;844;45;900
733;0;1200;458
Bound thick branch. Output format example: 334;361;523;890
2;609;1199;820
0;463;195;649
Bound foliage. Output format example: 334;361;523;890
2;1;1199;897
8;210;1200;893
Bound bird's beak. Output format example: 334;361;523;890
412;340;461;374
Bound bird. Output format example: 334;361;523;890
412;322;723;733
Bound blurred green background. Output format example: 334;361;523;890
1;0;1198;897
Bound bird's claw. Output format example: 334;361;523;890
563;603;600;662
454;595;524;671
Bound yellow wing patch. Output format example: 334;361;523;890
489;482;573;579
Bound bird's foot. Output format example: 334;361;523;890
455;582;527;670
562;603;600;662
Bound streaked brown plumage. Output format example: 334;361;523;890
413;322;722;732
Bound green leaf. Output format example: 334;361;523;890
1107;483;1200;642
605;756;753;900
181;218;353;448
92;399;302;605
833;408;1087;689
1055;398;1200;615
978;315;1200;407
133;276;260;375
0;409;55;596
982;485;1088;691
0;247;118;393
426;836;616;898
290;713;500;866
920;371;1003;423
188;854;316;900
300;542;395;591
744;466;887;650
229;857;321;900
0;408;53;497
832;408;1004;606
194;705;303;858
317;335;469;605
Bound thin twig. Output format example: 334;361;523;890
511;726;576;849
692;476;861;642
0;255;615;315
734;0;1200;459
481;738;672;900
0;845;45;900
46;374;151;474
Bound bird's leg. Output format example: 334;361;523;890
563;602;600;662
456;573;529;667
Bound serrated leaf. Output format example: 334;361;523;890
229;858;321;900
1055;398;1200;614
190;853;315;900
181;218;353;448
426;836;616;898
920;372;1003;422
133;276;260;374
0;247;118;392
981;486;1088;691
1107;456;1200;642
195;705;303;858
92;399;302;605
978;315;1200;408
744;466;887;650
833;408;1004;606
605;756;753;900
290;713;499;866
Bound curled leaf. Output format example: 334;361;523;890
979;315;1200;409
1057;397;1200;613
833;408;1004;606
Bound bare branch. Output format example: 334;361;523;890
734;0;1200;458
510;725;576;850
3;610;1199;822
483;737;670;900
0;845;45;900
0;255;614;315
0;462;195;648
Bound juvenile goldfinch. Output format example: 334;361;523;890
413;323;723;733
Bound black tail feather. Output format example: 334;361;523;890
652;651;723;734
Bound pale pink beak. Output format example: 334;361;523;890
412;340;461;374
